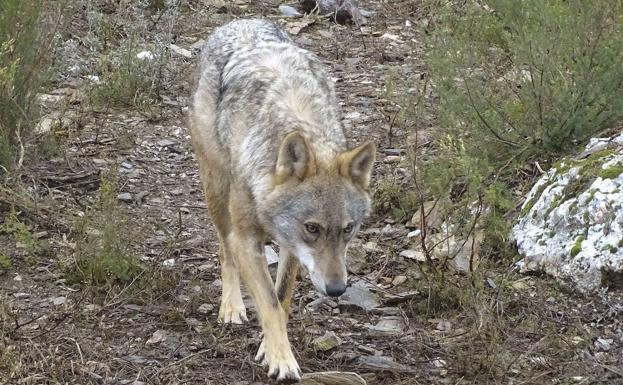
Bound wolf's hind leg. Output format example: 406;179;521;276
196;154;247;324
217;240;247;324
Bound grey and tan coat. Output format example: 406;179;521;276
189;19;375;383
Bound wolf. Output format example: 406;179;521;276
189;19;375;382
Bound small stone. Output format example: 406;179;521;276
407;230;421;239
368;316;405;335
146;329;168;345
357;355;413;373
191;285;202;294
432;358;447;368
157;139;176;147
13;275;22;282
136;51;154;60
197;303;214;314
86;75;102;85
177;294;191;303
384;155;401;163
306;297;330;310
198;264;211;272
169;44;192;58
163;258;175;267
339;281;380;311
436;320;452;331
594;338;613;352
399;249;426;262
362;241;381;252
51;296;66;306
380;224;395;235
300;371;367;385
13;292;30;299
391;275;407;286
84;304;101;312
117;192;133;202
312;331;342;352
279;4;302;17
571;336;585;345
190;39;206;51
384;148;404;156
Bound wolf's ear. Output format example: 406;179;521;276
275;131;316;183
338;141;376;189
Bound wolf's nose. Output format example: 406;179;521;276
325;281;346;297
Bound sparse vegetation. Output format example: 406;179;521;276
0;1;622;384
89;37;164;111
0;0;59;170
66;169;143;287
570;235;585;257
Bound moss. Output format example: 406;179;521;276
599;164;623;179
582;210;590;224
608;245;617;253
521;181;551;216
552;160;572;176
530;150;617;221
618;238;623;248
544;195;563;219
569;200;579;214
570;235;585;257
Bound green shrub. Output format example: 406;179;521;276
428;0;623;163
404;0;623;258
0;0;57;170
67;169;143;287
90;37;164;109
0;208;44;264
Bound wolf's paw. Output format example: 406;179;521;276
217;301;248;324
255;338;301;383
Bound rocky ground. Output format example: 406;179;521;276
1;1;622;384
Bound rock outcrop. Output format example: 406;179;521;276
512;132;623;293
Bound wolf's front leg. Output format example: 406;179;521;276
228;230;301;383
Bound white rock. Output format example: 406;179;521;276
169;44;192;58
512;132;623;293
136;51;154;60
278;4;302;17
400;249;426;262
86;75;102;85
146;329;168;345
117;192;133;202
162;258;175;267
312;331;342;351
594;338;613;352
197;303;214;314
51;296;66;306
368;316;405;335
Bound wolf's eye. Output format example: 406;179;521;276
305;223;320;234
344;223;354;234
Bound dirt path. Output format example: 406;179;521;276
1;1;622;385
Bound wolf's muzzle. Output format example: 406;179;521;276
325;281;347;297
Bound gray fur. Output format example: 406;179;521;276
192;19;347;201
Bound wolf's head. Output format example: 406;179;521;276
259;131;375;297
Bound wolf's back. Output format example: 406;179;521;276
198;19;291;82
